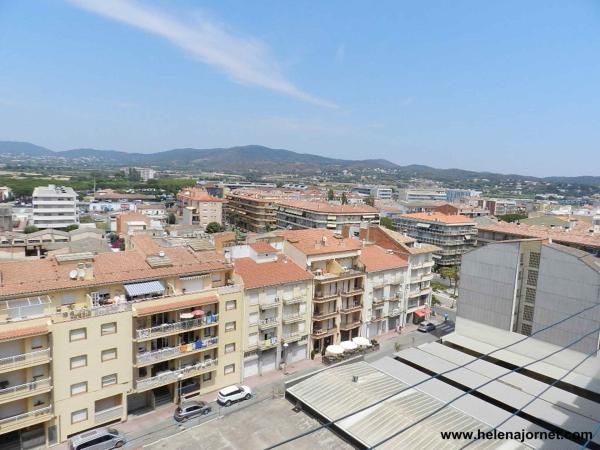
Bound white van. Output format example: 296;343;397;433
68;427;126;450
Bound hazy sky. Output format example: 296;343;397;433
1;0;599;177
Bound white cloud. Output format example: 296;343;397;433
68;0;336;108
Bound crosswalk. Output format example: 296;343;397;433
435;321;455;335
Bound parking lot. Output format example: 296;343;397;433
144;396;353;450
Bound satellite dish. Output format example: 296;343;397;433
77;269;86;278
69;270;78;280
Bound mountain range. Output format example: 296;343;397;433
0;141;598;185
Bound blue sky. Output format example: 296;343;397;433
1;0;599;176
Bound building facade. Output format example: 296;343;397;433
276;201;379;232
394;212;477;266
397;188;447;202
32;185;78;230
0;238;243;446
176;187;224;229
225;189;283;233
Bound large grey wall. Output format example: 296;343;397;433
533;245;600;354
457;242;519;330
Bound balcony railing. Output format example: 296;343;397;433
312;309;337;320
311;327;336;337
259;317;279;330
283;296;306;305
259;298;280;310
135;315;218;340
282;313;304;324
136;359;218;391
340;288;364;297
217;284;243;295
0;378;51;401
55;303;131;322
340;303;362;314
281;332;303;343
136;337;218;365
339;321;361;330
258;338;278;350
95;405;123;424
0;405;52;430
0;348;51;372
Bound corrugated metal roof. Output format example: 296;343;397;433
287;361;528;450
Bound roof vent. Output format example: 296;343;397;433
352;375;359;383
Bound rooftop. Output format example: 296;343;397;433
234;255;313;289
32;185;76;197
276;200;378;215
399;212;476;225
358;244;408;272
177;187;224;203
249;242;277;254
278;229;363;256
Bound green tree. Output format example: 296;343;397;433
341;192;348;205
380;217;394;230
327;189;334;201
497;213;527;223
64;224;79;232
205;222;224;233
24;225;39;234
365;196;375;207
167;212;177;225
79;216;94;224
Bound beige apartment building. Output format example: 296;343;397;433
276;200;379;232
176;187;224;228
225;189;294;233
232;242;313;378
0;235;243;447
278;229;366;353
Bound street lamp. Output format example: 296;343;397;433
176;373;184;406
282;343;289;375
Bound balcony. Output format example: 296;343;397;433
135;315;219;341
95;405;123;424
339;321;361;331
282;313;304;324
135;337;218;366
420;274;434;282
370;314;386;322
283;296;306;306
312;309;338;321
281;332;303;343
259;317;279;330
314;268;363;282
0;348;51;374
136;359;218;391
54;303;132;323
340;303;362;314
259;298;280;310
258;338;278;350
389;308;402;317
340;288;364;297
372;298;386;306
311;327;336;337
313;292;338;303
0;405;53;434
0;378;52;404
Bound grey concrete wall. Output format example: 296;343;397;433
457;242;519;331
533;245;600;353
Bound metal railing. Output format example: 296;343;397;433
136;337;218;365
282;313;303;323
259;317;279;329
136;315;218;339
283;296;306;305
259;298;280;309
136;359;218;390
95;405;123;424
0;348;50;369
0;405;52;427
0;378;51;398
258;338;278;350
281;332;302;342
57;303;131;322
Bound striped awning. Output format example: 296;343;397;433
180;274;209;281
124;280;165;297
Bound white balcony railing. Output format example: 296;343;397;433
95;405;123;424
136;359;218;390
0;405;52;427
260;298;280;309
259;317;279;329
136;315;218;339
0;348;50;369
0;378;51;398
136;337;218;365
282;313;303;323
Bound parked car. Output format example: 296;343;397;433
417;321;436;332
217;385;253;406
69;427;126;450
174;401;212;422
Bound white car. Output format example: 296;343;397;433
217;385;252;406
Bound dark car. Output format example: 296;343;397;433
174;401;212;422
417;321;436;332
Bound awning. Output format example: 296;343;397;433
124;280;165;297
414;307;432;317
180;274;208;281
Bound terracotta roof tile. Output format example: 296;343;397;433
278;229;363;256
359;245;408;272
249;242;276;254
234;256;313;290
133;295;218;316
0;324;49;341
399;212;476;225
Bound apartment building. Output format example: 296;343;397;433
32;185;78;230
276;201;379;232
176;187;224;228
394;212;477;266
477;198;518;216
397;188;447;202
0;205;12;232
232;242;313;378
0;235;243;446
121;167;156;182
352;225;437;325
278;229;366;353
351;186;393;200
357;245;408;337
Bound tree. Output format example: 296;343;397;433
497;213;527;223
327;189;334;201
64;224;79;232
79;216;94;224
365;196;375;207
205;222;224;233
380;217;394;230
24;225;39;234
341;192;348;205
167;212;177;225
439;266;460;295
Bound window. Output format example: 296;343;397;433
31;336;43;350
70;328;87;342
70;381;87;396
101;373;118;387
101;322;117;336
226;300;236;310
61;294;76;306
224;364;235;375
211;273;221;282
249;312;258;325
203;372;212;382
70;355;87;369
225;343;235;354
71;408;88;424
225;321;236;332
248;292;258;306
101;348;117;362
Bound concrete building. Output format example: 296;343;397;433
445;188;481;203
276;200;379;232
232;242;313;378
121;167;156;182
0;205;12;232
278;229;366;353
225;189;287;233
434;203;490;218
0;187;12;202
458;239;600;353
0;235;243;446
351;186;393;200
397;188;447;202
394;212;477;266
115;212;151;236
176;187;224;229
32;185;78;230
478;198;519;216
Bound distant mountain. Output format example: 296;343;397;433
0;140;598;185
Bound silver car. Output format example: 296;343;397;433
174;401;212;422
69;427;126;450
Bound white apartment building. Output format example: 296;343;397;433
32;185;78;229
232;242;313;377
397;188;447;202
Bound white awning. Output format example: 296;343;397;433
124;280;165;297
180;274;208;281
